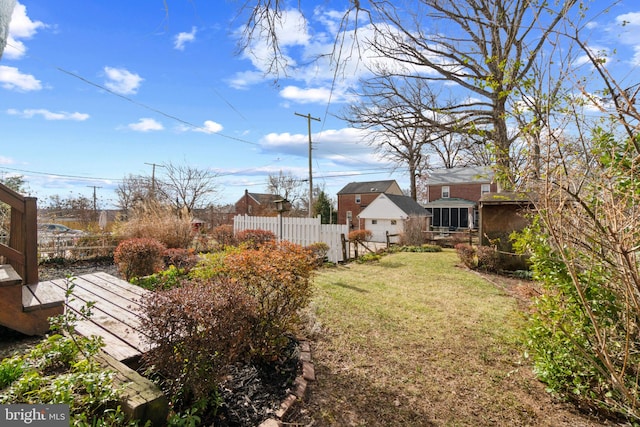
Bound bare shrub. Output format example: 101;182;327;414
476;246;500;272
455;243;476;269
399;216;426;246
305;242;330;267
163;248;198;272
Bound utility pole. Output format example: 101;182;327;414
87;185;101;220
144;162;164;199
295;112;320;217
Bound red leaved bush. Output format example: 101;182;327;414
235;229;276;249
140;277;256;405
211;224;236;247
348;229;372;242
114;237;166;280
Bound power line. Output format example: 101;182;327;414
5;41;260;147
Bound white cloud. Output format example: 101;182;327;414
128;118;164;132
195;120;223;134
0;65;41;91
103;67;143;95
174;26;197;50
177;120;224;134
7;108;89;120
280;85;340;104
227;70;266;90
259;127;373;162
0;156;14;165
5;2;46;60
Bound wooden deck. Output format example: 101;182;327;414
26;272;151;363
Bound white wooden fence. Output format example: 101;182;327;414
233;215;349;263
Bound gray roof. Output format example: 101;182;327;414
337;180;399;195
426;166;493;185
385;193;429;216
247;192;283;205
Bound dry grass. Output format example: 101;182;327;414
287;250;610;426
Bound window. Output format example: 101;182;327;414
442;186;450;198
372;219;378;225
481;184;491;195
346;211;353;225
390;220;397;225
355;194;361;204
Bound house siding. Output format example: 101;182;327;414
338;193;380;229
428;182;497;203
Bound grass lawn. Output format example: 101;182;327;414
287;250;607;426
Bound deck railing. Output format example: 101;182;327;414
0;182;38;284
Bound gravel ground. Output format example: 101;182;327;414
38;259;121;282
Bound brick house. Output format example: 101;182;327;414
337;180;403;229
234;190;284;217
423;166;496;230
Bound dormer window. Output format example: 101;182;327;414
442;186;450;198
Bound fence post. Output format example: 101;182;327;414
341;233;347;262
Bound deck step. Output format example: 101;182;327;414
0;264;22;287
23;281;65;312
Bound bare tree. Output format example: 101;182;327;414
0;0;16;60
266;170;304;209
157;162;219;214
240;0;581;190
343;75;480;199
115;174;153;216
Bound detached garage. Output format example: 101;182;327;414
357;193;430;242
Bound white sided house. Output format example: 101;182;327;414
357;193;430;242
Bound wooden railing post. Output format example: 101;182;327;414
24;197;38;284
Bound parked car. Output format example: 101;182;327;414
38;223;84;235
38;223;85;243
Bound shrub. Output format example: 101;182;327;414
398;216;427;246
140;278;256;412
476;246;500;272
115;201;193;249
219;241;314;360
114;238;166;280
211;224;236;247
455;243;476;269
348;229;372;242
399;244;443;253
235;229;276;249
305;242;330;267
356;252;381;263
164;248;198;271
131;265;187;291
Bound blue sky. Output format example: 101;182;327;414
1;0;639;209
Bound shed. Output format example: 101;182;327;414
357;193;429;242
